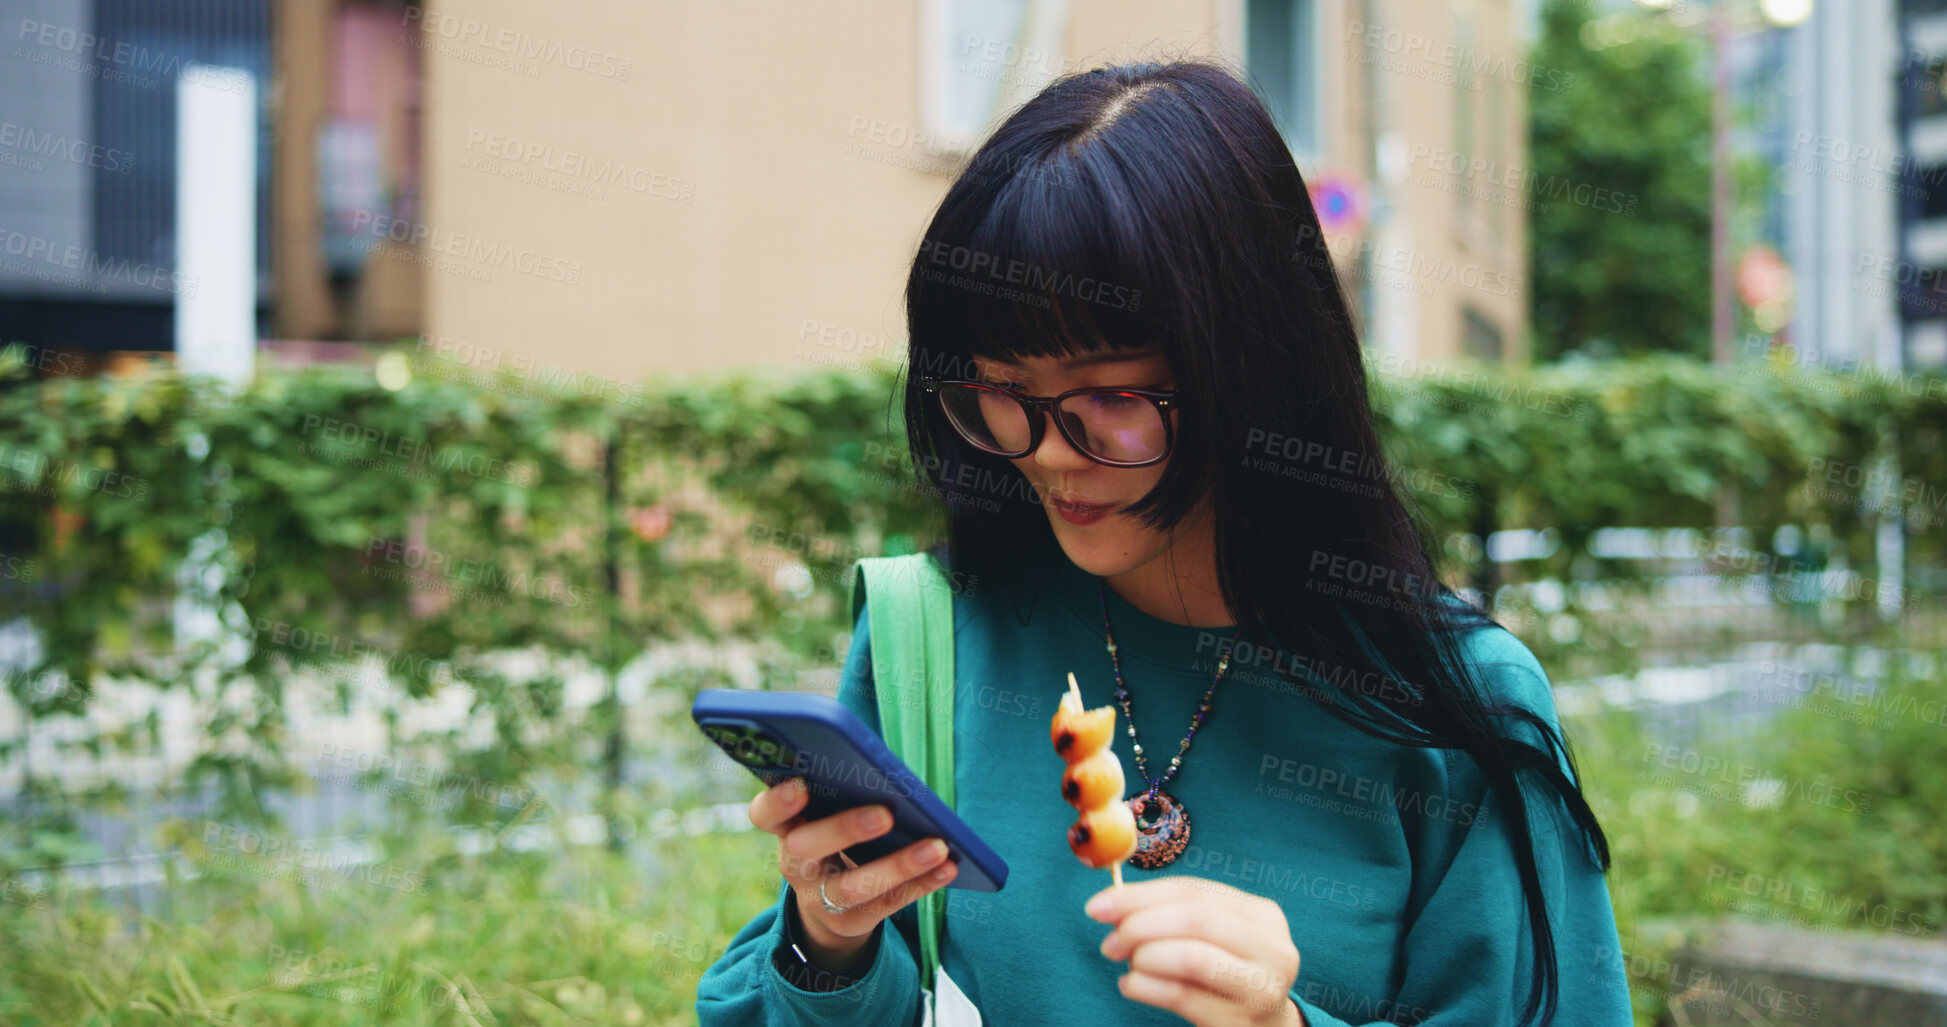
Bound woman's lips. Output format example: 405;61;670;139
1051;497;1113;526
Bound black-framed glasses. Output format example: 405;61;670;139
921;377;1179;468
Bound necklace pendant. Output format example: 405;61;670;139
1125;789;1190;869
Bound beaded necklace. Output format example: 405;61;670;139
1098;578;1246;870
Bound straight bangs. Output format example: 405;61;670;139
908;150;1174;370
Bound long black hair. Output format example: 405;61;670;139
897;59;1610;1026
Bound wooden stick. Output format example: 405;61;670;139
1071;671;1126;890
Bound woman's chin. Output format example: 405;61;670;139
1048;518;1140;577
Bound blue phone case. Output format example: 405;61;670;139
691;688;1008;892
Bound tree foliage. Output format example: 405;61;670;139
1529;0;1715;359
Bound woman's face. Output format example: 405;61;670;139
970;346;1210;581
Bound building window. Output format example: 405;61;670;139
1462;305;1504;360
921;0;1066;158
1245;0;1322;158
1921;164;1947;222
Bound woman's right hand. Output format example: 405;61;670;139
749;776;960;971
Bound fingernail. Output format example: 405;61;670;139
1085;891;1112;920
931;862;955;882
919;839;948;865
857;805;890;830
787;778;806;797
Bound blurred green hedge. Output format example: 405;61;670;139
0;347;1940;828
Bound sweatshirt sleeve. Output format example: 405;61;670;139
1289;625;1633;1027
694;604;928;1027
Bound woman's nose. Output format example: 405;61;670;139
1031;410;1092;470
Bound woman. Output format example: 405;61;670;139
698;59;1630;1026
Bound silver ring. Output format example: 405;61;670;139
818;873;851;915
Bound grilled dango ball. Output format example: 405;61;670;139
1067;802;1138;869
1061;749;1125;810
1051;687;1115;763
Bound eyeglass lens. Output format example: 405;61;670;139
938;385;1166;463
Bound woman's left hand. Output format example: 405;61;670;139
1087;876;1305;1026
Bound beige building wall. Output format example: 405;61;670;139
1362;0;1533;364
412;0;1532;381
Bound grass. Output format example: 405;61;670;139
0;828;781;1026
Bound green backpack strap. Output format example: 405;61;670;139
848;552;956;999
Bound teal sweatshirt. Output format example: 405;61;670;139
695;550;1633;1025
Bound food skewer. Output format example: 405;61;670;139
1052;671;1138;890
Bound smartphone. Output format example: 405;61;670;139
691;688;1008;892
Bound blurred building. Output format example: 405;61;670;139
1899;0;1947;371
1753;0;1906;374
0;0;272;362
3;0;1540;377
